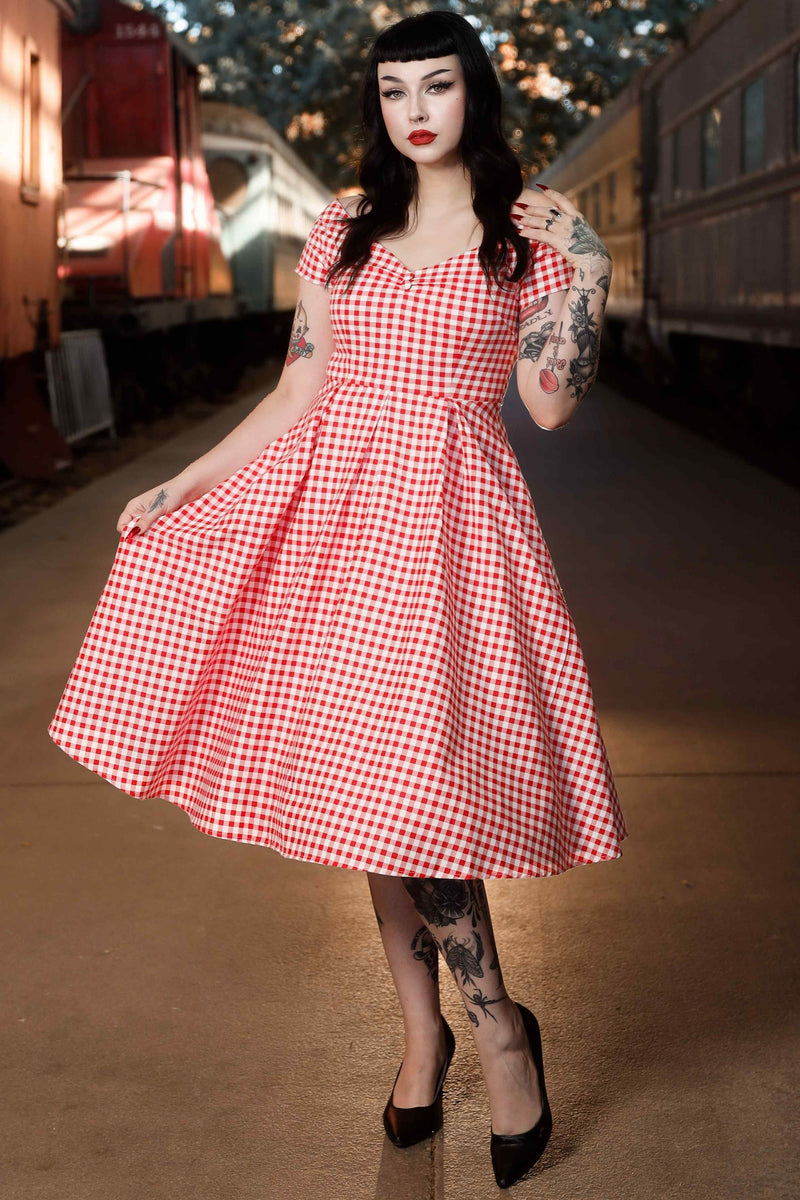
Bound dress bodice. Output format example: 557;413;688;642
295;198;575;422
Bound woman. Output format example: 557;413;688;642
48;10;628;1190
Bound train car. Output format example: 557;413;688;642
536;0;800;462
60;0;234;334
0;0;76;480
642;0;800;429
55;0;333;433
201;101;332;319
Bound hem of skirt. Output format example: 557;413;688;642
177;802;630;879
48;732;630;880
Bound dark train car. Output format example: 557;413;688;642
537;0;800;475
0;0;77;479
643;0;800;430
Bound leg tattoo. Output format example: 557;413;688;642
367;873;442;1021
402;879;508;1027
411;925;439;984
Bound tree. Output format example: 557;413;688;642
145;0;717;189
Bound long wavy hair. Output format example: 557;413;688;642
325;10;530;293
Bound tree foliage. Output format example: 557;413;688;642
144;0;717;189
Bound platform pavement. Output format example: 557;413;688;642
2;371;798;1200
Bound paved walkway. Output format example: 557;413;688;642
2;372;798;1199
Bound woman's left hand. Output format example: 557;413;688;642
511;184;612;276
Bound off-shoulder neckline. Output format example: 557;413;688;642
332;197;481;275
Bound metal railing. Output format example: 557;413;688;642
46;329;115;445
62;170;166;289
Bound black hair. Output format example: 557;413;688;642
325;9;530;293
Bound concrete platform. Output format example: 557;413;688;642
2;375;798;1199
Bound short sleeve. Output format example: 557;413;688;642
518;239;574;313
294;199;349;288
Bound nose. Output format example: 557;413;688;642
408;94;428;123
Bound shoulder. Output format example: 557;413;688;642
335;193;371;218
305;197;352;247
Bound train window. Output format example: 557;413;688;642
742;76;765;173
702;106;722;189
607;171;616;225
21;37;41;203
207;157;250;216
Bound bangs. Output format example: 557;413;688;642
374;21;458;64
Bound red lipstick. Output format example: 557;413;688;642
408;131;437;145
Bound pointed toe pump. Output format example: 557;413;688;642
490;1003;553;1189
383;1015;456;1148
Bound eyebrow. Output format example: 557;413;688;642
378;67;453;83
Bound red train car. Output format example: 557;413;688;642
0;0;76;480
61;0;234;333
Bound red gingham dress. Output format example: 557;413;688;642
47;197;629;879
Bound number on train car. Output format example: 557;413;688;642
115;23;160;40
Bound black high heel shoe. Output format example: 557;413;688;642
490;1003;553;1189
382;1015;456;1148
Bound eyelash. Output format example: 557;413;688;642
380;82;454;99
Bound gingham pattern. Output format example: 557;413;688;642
47;197;628;879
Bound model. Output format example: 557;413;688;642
48;10;628;1190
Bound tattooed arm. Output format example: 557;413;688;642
174;277;335;501
512;185;612;431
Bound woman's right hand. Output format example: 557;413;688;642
116;475;195;538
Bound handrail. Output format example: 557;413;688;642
64;171;166;190
62;171;168;290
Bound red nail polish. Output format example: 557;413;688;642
536;183;549;190
512;202;529;209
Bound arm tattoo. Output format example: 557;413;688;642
286;300;315;364
519;294;550;326
539;320;566;393
520;294;556;364
520;319;555;363
567;214;611;264
566;284;601;405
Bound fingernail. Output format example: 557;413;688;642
512;202;529;209
536;183;549;190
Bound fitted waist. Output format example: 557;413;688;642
321;373;505;424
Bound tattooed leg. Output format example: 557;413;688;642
401;878;507;1026
367;873;449;1108
402;878;544;1137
